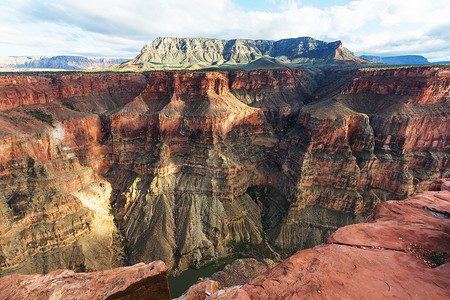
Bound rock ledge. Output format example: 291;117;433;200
0;261;170;300
210;179;450;299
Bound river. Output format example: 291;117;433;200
168;257;237;298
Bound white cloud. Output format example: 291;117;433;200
0;0;448;61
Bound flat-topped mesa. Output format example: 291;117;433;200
126;37;366;69
269;38;343;60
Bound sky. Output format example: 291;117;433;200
0;0;449;62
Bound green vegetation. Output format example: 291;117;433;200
227;239;275;260
61;99;76;110
27;110;54;127
0;61;374;75
228;239;259;253
358;64;445;72
352;151;372;159
168;257;237;298
246;186;266;206
111;230;127;266
426;250;446;266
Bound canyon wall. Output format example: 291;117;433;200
211;178;450;299
0;180;447;300
0;66;448;275
0;73;146;111
0;109;122;276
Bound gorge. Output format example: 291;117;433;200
0;37;448;298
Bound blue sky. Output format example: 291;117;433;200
0;0;449;61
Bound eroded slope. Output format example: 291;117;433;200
0;66;448;275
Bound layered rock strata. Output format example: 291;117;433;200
0;261;170;300
0;73;146;111
0;66;448;275
124;37;367;69
0;110;121;276
4;180;446;300
211;179;450;299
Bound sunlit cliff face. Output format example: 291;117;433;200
0;66;448;276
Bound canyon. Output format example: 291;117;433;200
209;177;450;299
0;64;448;281
0;178;448;299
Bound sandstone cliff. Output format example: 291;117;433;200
0;73;147;111
0;65;448;276
0;108;122;276
210;178;450;299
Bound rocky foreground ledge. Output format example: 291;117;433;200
0;260;170;300
0;179;449;300
206;178;450;299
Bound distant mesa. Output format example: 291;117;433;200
0;55;129;70
3;40;448;71
120;36;369;70
360;55;450;65
360;55;430;65
0;37;372;71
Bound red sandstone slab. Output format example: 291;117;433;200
0;261;170;300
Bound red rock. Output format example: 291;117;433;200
176;280;221;300
0;73;146;111
210;258;277;288
211;179;450;299
0;261;170;300
344;67;450;104
0;66;448;275
429;178;450;191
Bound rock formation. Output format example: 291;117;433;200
210;258;277;288
0;260;170;300
176;280;222;300
210;179;450;299
0;109;122;276
0;65;448;276
360;55;430;65
3;179;445;300
0;56;129;70
122;37;367;69
174;258;278;299
0;73;146;111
